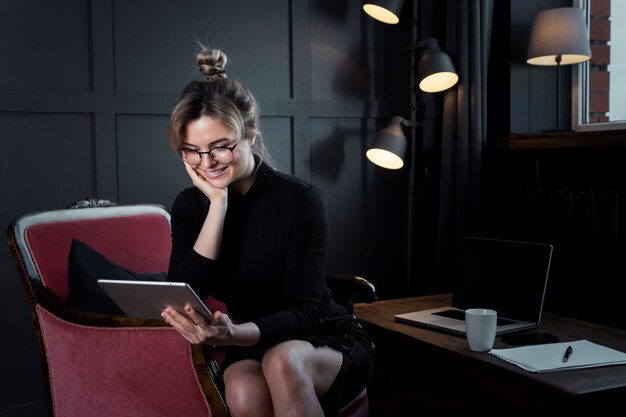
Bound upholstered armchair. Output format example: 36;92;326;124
8;200;376;417
8;201;229;417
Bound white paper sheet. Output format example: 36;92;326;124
488;339;626;373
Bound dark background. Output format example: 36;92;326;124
2;0;623;415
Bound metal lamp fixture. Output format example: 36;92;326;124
526;7;592;130
362;0;405;24
366;38;457;170
365;116;409;169
418;38;459;93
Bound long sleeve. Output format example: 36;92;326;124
252;185;329;345
167;187;226;301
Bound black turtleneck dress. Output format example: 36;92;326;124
167;162;374;415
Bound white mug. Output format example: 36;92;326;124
465;308;497;352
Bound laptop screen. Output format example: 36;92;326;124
451;237;553;324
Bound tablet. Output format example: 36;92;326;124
97;279;214;321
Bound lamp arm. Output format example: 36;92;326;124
401;119;420;128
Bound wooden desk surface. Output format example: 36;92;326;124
355;294;626;410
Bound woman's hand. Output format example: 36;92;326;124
161;306;235;346
162;305;261;347
184;161;227;204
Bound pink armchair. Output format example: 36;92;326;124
8;200;375;417
8;201;228;417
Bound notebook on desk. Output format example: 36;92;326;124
394;237;553;336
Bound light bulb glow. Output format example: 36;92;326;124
526;54;590;66
419;71;459;93
363;4;400;24
366;148;404;169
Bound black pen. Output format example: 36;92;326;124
562;345;573;363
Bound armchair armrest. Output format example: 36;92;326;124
326;275;378;314
32;285;229;417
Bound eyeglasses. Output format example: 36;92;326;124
180;143;237;165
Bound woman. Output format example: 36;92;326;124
161;48;375;417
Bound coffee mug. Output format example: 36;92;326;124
465;308;497;352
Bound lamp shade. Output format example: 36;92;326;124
527;7;592;66
363;0;405;25
366;116;407;169
418;38;459;92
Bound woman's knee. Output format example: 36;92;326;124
262;341;310;386
224;363;273;417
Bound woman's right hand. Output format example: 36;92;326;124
162;306;260;347
184;161;228;203
162;306;233;346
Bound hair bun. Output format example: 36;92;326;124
196;49;228;81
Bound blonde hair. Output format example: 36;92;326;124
169;48;272;167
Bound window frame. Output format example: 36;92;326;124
573;0;626;132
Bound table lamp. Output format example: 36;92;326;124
526;7;592;131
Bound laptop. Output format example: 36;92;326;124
394;237;553;336
97;279;214;321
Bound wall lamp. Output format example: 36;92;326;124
362;0;405;25
416;38;459;93
526;7;591;131
365;116;413;170
366;38;458;170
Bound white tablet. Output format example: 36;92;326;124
97;279;214;321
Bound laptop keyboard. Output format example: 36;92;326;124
432;309;517;326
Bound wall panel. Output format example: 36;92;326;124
259;116;293;173
113;0;214;95
116;114;190;206
0;113;95;217
0;0;91;92
205;0;291;100
310;2;369;101
312;117;366;275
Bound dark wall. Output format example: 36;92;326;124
484;146;626;331
0;1;413;414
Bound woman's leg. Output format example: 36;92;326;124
262;340;343;417
223;359;274;417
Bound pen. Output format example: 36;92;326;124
562;345;573;363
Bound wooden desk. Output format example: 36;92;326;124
355;294;626;416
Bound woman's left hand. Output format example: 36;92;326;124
183;161;228;204
161;306;235;346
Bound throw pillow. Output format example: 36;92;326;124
66;238;166;314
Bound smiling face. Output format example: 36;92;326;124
183;115;257;195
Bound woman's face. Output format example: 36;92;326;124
182;115;256;194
